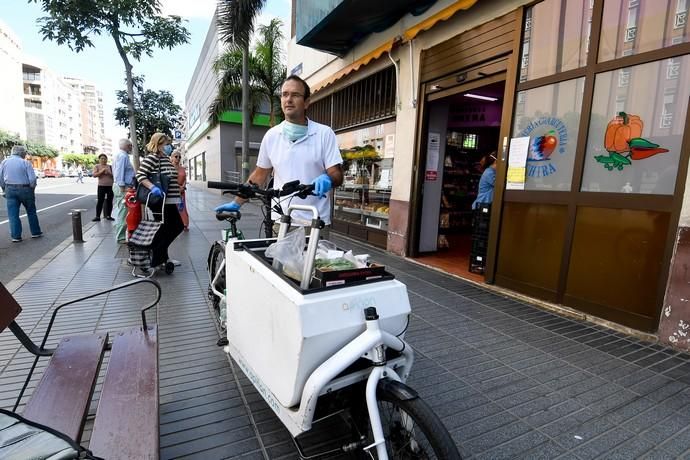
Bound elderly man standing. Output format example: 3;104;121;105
112;139;136;244
0;145;42;242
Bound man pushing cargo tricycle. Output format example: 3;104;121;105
207;76;461;459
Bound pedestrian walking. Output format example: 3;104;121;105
113;139;136;244
92;154;115;222
136;133;184;274
76;168;84;183
0;145;43;242
170;150;189;231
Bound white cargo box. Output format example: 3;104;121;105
226;241;411;408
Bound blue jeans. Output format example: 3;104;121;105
5;186;42;239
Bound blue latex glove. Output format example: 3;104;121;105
150;185;163;197
215;201;241;213
312;173;332;197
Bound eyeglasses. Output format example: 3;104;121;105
280;92;304;99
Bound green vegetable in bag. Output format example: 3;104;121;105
314;258;357;271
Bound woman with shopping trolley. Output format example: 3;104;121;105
135;133;184;275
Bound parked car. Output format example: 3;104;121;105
33;168;45;179
43;169;63;178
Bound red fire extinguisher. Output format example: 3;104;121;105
125;188;142;237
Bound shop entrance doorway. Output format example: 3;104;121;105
416;81;505;282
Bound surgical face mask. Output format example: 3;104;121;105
162;144;173;156
282;121;308;142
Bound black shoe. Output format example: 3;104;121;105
92;217;101;222
105;216;115;221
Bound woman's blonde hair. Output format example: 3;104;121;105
145;132;171;153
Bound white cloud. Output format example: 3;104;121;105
160;0;217;19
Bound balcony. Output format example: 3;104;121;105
296;0;438;56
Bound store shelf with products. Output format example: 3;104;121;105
438;144;483;237
333;157;391;247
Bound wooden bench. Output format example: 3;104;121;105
0;279;161;459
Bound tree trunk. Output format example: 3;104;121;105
241;42;250;182
125;67;139;169
112;30;140;169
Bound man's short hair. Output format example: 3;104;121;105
119;138;132;150
283;75;311;100
11;145;27;157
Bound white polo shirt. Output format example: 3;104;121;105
257;118;342;225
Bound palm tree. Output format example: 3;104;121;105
253;19;286;126
210;46;263;124
217;0;268;182
210;19;286;127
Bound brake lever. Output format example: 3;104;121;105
236;183;255;199
296;185;316;199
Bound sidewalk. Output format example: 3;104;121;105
2;183;690;459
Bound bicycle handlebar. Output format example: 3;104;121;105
207;180;315;200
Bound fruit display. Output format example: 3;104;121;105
340;144;381;161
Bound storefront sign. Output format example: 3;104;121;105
518;116;568;178
506;136;530;190
425;132;440;181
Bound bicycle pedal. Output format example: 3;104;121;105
217;337;229;347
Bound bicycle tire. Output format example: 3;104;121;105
374;383;462;459
207;241;226;310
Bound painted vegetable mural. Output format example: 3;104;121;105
595;112;668;170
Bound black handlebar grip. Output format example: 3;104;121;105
207;181;240;190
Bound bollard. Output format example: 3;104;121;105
70;209;87;243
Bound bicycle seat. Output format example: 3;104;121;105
215;211;241;221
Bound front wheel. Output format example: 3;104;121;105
374;382;462;459
207;241;226;326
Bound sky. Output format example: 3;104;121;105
0;0;291;144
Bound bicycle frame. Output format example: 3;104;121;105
223;293;413;460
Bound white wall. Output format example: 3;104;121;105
0;20;25;139
185;12;221;141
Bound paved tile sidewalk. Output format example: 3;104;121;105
2;184;690;459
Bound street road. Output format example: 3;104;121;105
0;177;104;283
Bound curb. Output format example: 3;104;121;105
6;221;98;294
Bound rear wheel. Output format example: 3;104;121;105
373;382;461;459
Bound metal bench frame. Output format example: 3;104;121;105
8;278;161;412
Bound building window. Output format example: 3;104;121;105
615;95;627;114
618;68;631;87
600;0;689;61
24;99;42;109
519;0;591;81
660;95;675;129
676;0;688;28
624;7;638;42
667;58;681;79
309;66;396;131
334;120;395;233
581;55;690;194
511;78;585;191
